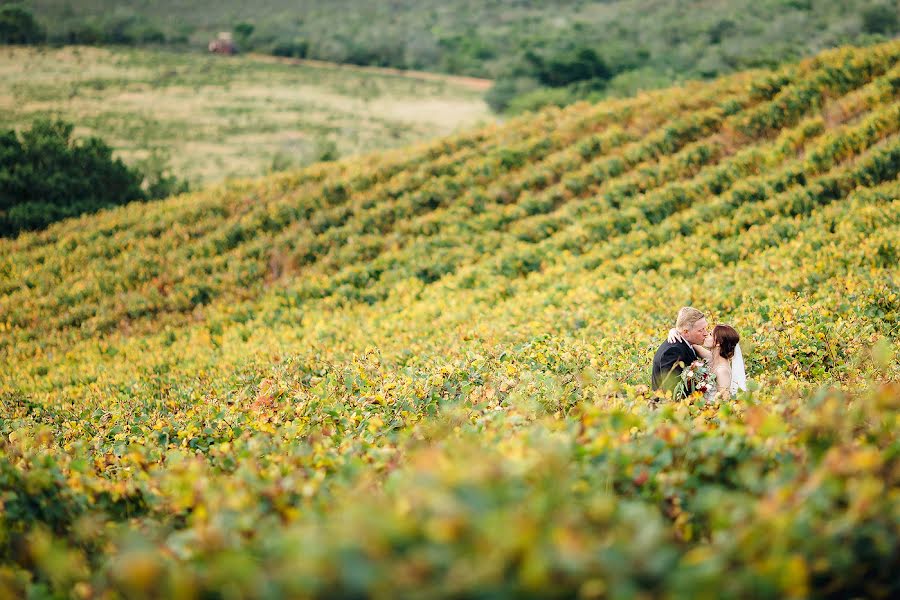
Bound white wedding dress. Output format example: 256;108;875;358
705;343;747;400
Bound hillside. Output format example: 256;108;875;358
21;0;900;110
1;41;899;598
0;45;491;184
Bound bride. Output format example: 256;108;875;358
668;324;746;399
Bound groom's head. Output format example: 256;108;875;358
676;307;708;345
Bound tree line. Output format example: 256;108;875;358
5;1;899;113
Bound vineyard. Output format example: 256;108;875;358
1;41;899;598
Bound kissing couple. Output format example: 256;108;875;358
651;306;747;400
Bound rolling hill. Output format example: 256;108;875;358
1;41;899;598
21;0;900;111
0;45;491;184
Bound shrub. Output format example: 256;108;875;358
505;85;588;115
0;5;45;44
136;149;190;200
102;15;165;45
485;76;541;112
862;2;900;35
0;119;145;236
524;47;612;88
271;38;309;58
58;15;165;46
234;21;255;44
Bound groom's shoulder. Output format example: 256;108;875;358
653;340;674;360
654;340;688;358
655;340;679;353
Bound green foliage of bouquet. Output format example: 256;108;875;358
674;359;716;400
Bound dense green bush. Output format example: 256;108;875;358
484;76;542;112
0;5;45;44
136;148;191;200
862;2;900;34
233;21;254;45
271;37;309;58
524;47;612;88
61;14;166;45
0;119;145;236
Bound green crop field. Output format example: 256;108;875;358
1;41;899;598
0;45;492;184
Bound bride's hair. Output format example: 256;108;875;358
713;325;740;360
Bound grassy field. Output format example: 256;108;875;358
24;1;899;78
1;41;899;598
0;45;492;184
21;0;899;114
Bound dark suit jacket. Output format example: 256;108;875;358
651;340;697;392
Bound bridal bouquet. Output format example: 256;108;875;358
674;359;715;400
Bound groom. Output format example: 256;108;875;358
651;306;709;393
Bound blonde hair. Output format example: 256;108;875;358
676;306;705;332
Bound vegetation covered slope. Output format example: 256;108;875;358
1;42;899;598
0;45;491;185
22;0;900;110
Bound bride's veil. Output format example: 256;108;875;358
731;343;748;394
